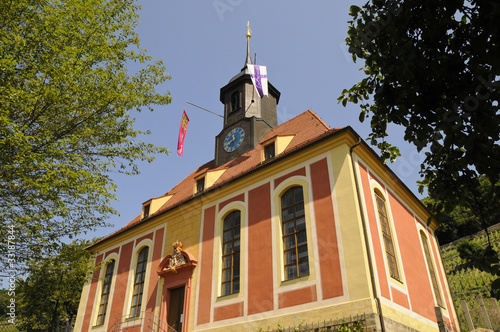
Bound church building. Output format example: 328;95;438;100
74;27;460;332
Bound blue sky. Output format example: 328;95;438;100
88;1;427;238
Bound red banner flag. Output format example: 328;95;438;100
177;110;189;156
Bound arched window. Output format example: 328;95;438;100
130;247;149;317
420;231;444;307
221;210;241;296
281;186;309;280
374;190;400;281
95;259;115;326
230;91;240;112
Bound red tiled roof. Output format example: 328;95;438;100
89;110;339;248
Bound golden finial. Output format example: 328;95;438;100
246;20;252;38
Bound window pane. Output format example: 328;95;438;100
223;256;232;268
380;218;390;234
286;265;297;280
298;245;308;262
197;178;205;192
233;280;240;293
299;261;309;276
282;191;293;208
234;226;240;239
224;217;233;230
131;294;138;307
384;236;395;255
295;202;304;217
222;283;231;296
283;221;295;235
294;187;304;203
233;253;240;266
223;242;233;255
283;207;294;221
285;250;296;265
284;235;295;250
296;217;306;232
102;283;110;294
140;247;149;262
234;212;240;226
296;231;307;246
223;230;233;242
387;254;396;268
222;269;231;282
265;143;275;159
233;266;240;278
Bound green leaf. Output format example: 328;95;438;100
349;5;362;16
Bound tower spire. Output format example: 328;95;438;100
245;21;253;66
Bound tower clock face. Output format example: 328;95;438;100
223;127;245;152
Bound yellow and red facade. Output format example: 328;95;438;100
75;111;459;331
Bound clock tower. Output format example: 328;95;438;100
214;24;280;167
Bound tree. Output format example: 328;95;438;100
0;289;10;320
422;177;500;245
17;239;99;331
338;0;500;215
0;0;171;268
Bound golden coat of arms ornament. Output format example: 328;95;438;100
167;241;186;273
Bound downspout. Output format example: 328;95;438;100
350;138;386;332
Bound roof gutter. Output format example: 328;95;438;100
350;138;386;332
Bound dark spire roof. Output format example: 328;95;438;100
229;21;253;83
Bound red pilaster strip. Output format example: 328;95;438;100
197;206;216;325
81;254;103;331
108;241;134;327
310;159;343;299
146;228;165;311
248;183;274;315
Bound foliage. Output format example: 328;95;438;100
422;177;500;244
0;289;9;319
339;0;500;216
0;0;172;269
457;240;499;271
16;239;99;332
441;225;500;331
441;226;500;330
339;321;364;332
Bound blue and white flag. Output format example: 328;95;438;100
247;64;268;98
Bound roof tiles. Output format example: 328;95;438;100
92;110;338;246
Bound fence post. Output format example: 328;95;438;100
460;300;475;331
477;297;493;329
490;298;500;324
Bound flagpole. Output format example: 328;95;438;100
185;101;223;118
